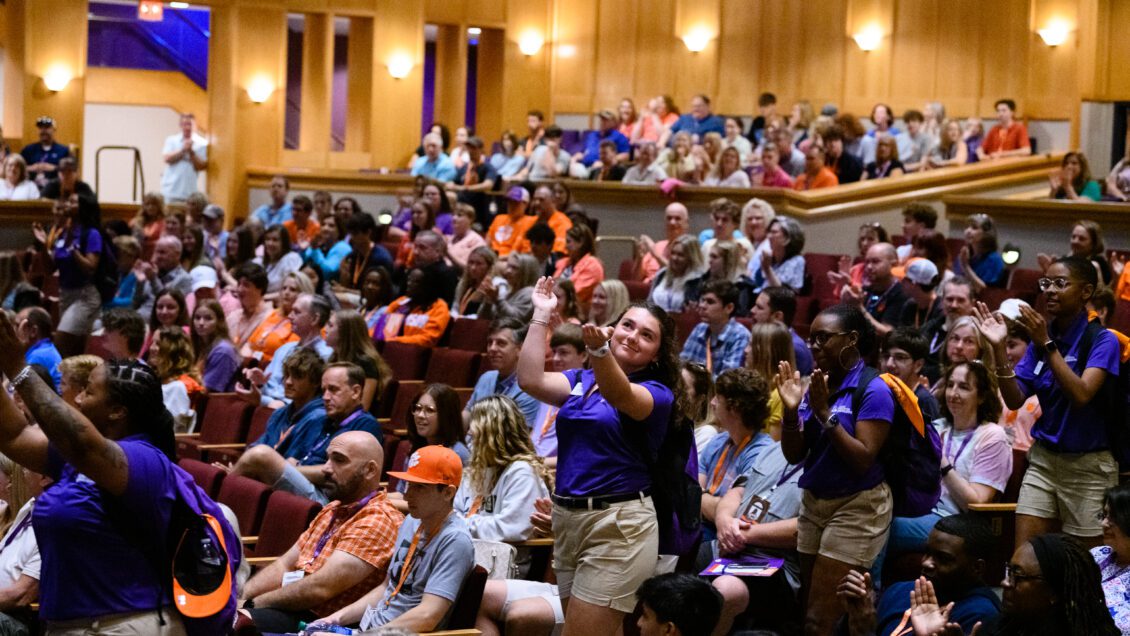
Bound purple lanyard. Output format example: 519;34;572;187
305;490;378;565
302;408;365;464
943;428;976;465
0;514;31;552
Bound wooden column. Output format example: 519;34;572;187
345;17;374;155
370;0;425;169
298;13;334;155
475;29;505;144
434;24;469;130
22;0;87;150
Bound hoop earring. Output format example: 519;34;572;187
838;344;860;369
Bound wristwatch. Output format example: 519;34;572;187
1043;340;1058;356
587;341;611;358
941;464;956;477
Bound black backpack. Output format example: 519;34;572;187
78;225;120;303
1075;319;1130;469
627;413;703;558
852;367;942;517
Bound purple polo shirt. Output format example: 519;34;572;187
797;362;894;499
1015;312;1120;453
555;368;674;498
34;436;176;621
53;225;101;290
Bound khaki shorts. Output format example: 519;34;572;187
797;483;893;568
552;497;659;613
1016;441;1118;537
47;610;186;636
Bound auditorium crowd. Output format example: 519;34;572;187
0;91;1128;636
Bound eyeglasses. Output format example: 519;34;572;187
883;352;913;364
412;404;437;415
1003;563;1044;586
807;331;848;347
1037;277;1070;292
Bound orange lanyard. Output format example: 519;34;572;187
888;609;913;636
385;514;448;606
705;342;714;373
458;287;477;315
466;497;483;518
255;312;289;348
708;434;752;494
351;246;375;287
541;407;559;437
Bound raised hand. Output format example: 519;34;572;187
775;361;805;411
909;576;952;636
1036;253;1053;273
0;311;27;378
1113;253;1127;277
531;276;558;316
972;302;1010;345
1017;304;1049;347
31;222;47;246
808;370;831;420
581;324;614;350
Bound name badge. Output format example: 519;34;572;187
252;350;263;361
740;496;770;524
570;382;583;396
282;570;306;586
482;495;496;514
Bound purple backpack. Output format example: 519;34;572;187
627;414;703;558
853;367;942;517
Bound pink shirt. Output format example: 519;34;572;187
754;166;794;189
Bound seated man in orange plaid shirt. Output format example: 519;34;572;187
238;431;404;633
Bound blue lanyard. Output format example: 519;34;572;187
301;408;365;464
304;490;377;566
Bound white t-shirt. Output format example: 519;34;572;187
162;380;196;433
933;420;1012;516
160;132;208;202
0;498;41;587
0;180;41;201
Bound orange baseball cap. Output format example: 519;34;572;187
387;445;463;487
172;513;233;618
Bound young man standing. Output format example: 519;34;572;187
680;280;751;378
880;327;941;422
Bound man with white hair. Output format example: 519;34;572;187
410;133;456;182
133;234;192;317
622;142;668;185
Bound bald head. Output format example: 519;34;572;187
664;203;689;239
864;242;898;285
320;431;384;504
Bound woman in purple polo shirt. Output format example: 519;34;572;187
517;276;680;634
32;193;103;357
776;303;895;635
0;311;200;634
977;255;1120;551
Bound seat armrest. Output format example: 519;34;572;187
967;503;1017;512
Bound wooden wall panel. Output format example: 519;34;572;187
370;0;425;168
672;0;719;107
798;2;847;110
23;0;87;146
631;0;676;110
715;0;759;116
592;0;639;108
978;0;1030;116
931;0;982;117
475;28;506;143
500;0;551;133
344;17;374;153
842;0;893;114
757;0;807;110
888;0;938;108
434;24;468;129
549;0;598;114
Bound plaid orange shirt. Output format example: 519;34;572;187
296;490;405;616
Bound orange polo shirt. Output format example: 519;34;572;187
518;210;573;254
793;167;839;191
487;213;536;257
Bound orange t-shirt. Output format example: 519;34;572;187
982;122;1030;155
487;214;536;257
793;167;839;191
243;309;298;365
283;219;321;246
517;211;573;254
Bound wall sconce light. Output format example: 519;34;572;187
1002;242;1022;266
246;77;274;104
42;66;72;92
518;31;544;56
682;27;712;53
853;25;883;52
1037;20;1070;47
387;54;413;80
138;0;164;22
557;44;577;59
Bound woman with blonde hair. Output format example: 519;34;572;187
648;234;705;313
927;119;969;168
745;321;796;439
704;147;751;188
0;155;40;201
326;309;391;413
149;326;202;433
456;395;552;571
657;131;698;183
588;279;630;328
788;100;815;146
453;245;497;318
0;454;31;538
58;354;103;407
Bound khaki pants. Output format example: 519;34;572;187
46;610;186;636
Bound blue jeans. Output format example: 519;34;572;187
273;463;330;505
871;512;943;589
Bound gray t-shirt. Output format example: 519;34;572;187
360;512;474;630
718;443;804;592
